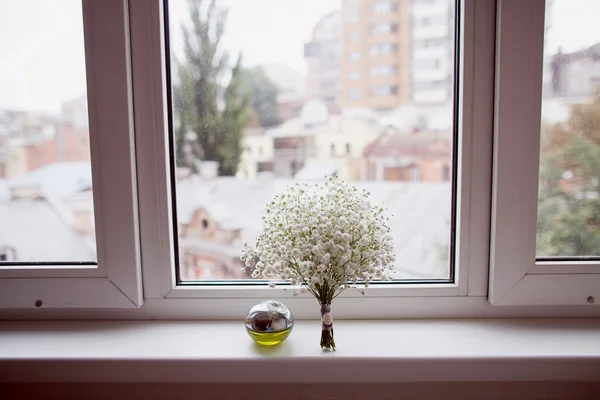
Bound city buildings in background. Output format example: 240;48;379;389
304;11;342;110
549;43;600;98
411;0;455;104
0;97;90;180
340;0;412;110
364;128;452;181
0;161;95;262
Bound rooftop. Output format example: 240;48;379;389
176;176;451;279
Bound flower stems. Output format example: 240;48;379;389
320;303;335;351
320;327;336;351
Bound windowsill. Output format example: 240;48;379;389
1;318;600;383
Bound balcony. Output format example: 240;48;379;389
413;67;449;82
412;3;450;18
412;25;449;40
413;89;450;104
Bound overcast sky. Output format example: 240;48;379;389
0;0;598;113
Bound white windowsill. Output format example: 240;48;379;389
1;319;600;383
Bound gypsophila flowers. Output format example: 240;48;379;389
241;177;395;299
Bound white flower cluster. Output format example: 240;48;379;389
241;177;395;302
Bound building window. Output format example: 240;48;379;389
0;246;16;262
371;23;398;35
414;59;442;70
202;219;209;230
348;71;362;81
411;166;421;181
347;31;361;43
416;17;432;27
370;43;397;56
348;52;361;61
369;164;377;181
345;11;359;23
346;143;351;154
330;143;335;156
370;65;398;76
347;90;361;100
372;1;397;13
414;80;447;92
443;165;450;181
371;85;398;96
416;38;448;48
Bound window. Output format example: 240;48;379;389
348;71;362;81
414;15;449;28
346;143;351;154
0;246;16;262
371;23;398;35
371;85;398;96
345;11;359;23
371;65;398;76
414;59;442;70
330;143;336;156
413;80;446;91
348;52;361;61
347;90;362;100
490;0;600;306
373;1;397;13
0;0;95;263
416;17;432;27
0;0;143;308
370;43;398;56
537;2;600;258
411;166;421;181
537;8;600;259
347;31;361;43
443;165;450;181
4;0;596;319
416;38;448;48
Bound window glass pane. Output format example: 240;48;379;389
537;0;600;258
168;0;456;281
0;0;96;263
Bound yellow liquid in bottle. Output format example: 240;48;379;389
246;327;293;346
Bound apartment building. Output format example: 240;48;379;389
304;11;342;108
340;0;412;110
411;0;454;104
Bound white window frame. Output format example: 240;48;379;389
0;0;142;309
2;0;599;319
489;0;600;306
129;0;497;319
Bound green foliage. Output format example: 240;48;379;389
537;93;600;256
240;66;281;128
174;0;251;176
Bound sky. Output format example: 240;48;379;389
0;0;599;113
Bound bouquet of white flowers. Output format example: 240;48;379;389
241;176;395;350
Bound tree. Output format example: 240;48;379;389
175;0;251;176
240;66;281;128
537;93;600;256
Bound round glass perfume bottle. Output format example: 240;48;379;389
245;300;294;345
